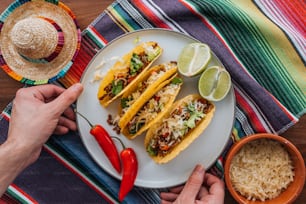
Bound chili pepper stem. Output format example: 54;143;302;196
75;110;94;128
112;136;126;150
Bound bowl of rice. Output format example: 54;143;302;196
224;133;305;204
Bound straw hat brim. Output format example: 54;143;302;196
0;0;81;84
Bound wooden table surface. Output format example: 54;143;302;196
0;0;305;203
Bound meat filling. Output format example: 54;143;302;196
147;98;213;157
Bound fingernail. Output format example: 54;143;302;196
72;83;83;92
195;164;205;174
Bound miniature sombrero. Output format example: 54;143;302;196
0;0;81;85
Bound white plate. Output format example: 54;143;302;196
76;28;235;188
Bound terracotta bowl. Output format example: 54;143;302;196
224;133;305;204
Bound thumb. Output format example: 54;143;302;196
48;83;83;116
179;164;205;200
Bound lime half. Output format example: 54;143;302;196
198;66;231;101
178;43;211;77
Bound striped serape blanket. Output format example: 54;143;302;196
0;0;305;203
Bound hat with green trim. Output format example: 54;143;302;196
0;0;81;85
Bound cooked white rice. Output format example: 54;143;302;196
229;138;294;201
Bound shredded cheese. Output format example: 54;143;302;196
122;62;176;113
229;139;294;201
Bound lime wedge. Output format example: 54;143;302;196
198;66;231;101
178;43;211;77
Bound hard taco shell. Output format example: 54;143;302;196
97;41;162;107
121;74;183;139
118;62;178;130
144;94;215;164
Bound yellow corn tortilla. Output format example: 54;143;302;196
118;62;178;130
97;41;162;107
121;74;183;139
144;94;215;164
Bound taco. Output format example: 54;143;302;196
97;41;162;107
118;61;178;130
145;94;215;164
121;75;183;139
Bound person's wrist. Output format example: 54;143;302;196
3;135;39;170
0;138;37;196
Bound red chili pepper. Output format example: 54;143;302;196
113;137;138;202
119;147;138;201
76;111;121;174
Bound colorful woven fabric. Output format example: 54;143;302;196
1;0;305;203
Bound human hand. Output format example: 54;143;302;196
6;83;83;166
160;164;225;204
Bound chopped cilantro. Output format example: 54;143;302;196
185;102;205;128
128;121;145;135
121;97;129;108
171;77;183;85
147;145;157;156
111;80;123;96
130;53;144;75
187;102;196;113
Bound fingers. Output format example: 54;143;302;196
160;191;178;202
197;184;209;199
160;165;225;204
63;106;76;121
32;84;66;101
53;125;70;135
205;173;225;200
60;115;77;130
160;184;183;203
47;83;83;117
178;164;205;200
53;114;78;135
160;200;172;204
16;84;82;118
168;185;184;194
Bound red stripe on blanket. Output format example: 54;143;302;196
0;112;10;121
265;91;297;121
178;0;216;34
235;90;267;133
133;0;170;28
274;0;306;37
10;184;38;204
89;25;109;45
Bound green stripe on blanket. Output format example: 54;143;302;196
186;0;305;116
